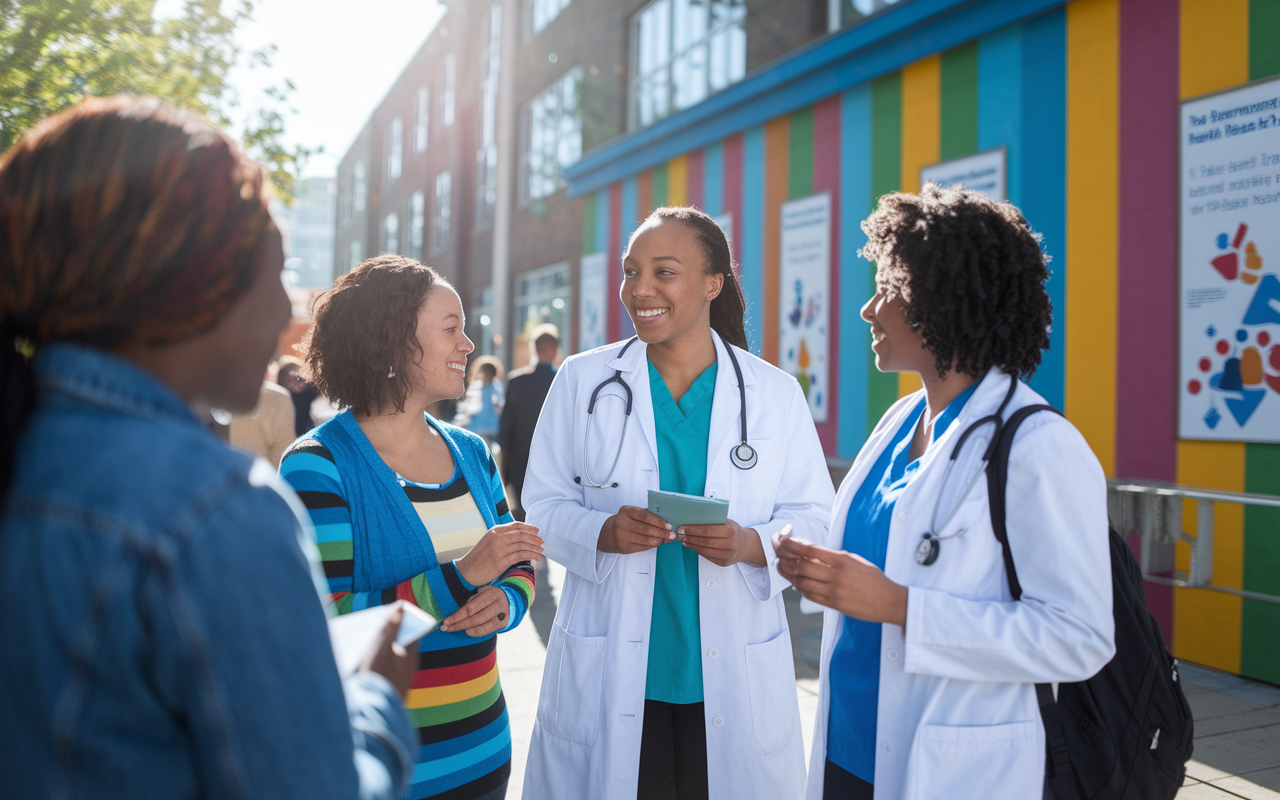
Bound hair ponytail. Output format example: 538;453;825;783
645;206;750;351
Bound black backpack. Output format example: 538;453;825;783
985;394;1195;799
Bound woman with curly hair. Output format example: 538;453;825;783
777;185;1114;800
279;256;543;800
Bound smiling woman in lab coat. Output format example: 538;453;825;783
777;185;1115;800
521;207;833;800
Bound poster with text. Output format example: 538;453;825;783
920;147;1007;200
578;252;607;353
1179;75;1280;442
779;193;831;423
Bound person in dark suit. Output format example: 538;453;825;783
499;324;559;520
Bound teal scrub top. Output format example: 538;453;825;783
645;357;718;704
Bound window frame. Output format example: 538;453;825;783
415;86;430;153
432;170;452;254
519;66;584;204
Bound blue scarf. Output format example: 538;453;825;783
310;409;498;592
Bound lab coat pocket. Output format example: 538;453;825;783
743;630;799;758
910;720;1041;800
541;628;606;746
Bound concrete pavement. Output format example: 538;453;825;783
494;559;1280;799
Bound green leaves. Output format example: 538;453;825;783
0;0;313;202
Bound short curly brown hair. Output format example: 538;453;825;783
860;183;1052;380
303;255;449;416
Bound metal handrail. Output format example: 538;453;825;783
1108;479;1280;606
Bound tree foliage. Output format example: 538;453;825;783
0;0;315;201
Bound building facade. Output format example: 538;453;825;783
338;0;1280;682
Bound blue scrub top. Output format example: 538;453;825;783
645;357;718;704
826;382;978;782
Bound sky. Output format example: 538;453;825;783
156;0;446;178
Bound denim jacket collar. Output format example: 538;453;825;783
35;343;199;427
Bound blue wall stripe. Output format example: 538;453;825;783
618;178;638;338
594;188;610;252
1019;11;1066;409
839;86;872;458
740;127;765;355
703;141;724;217
977;25;1023;205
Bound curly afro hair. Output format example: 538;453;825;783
859;183;1052;380
303;255;450;416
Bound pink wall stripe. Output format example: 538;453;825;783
813;96;842;454
722;134;744;274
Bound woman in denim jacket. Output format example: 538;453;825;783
0;97;417;799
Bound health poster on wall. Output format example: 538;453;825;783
779;192;831;423
1179;75;1280;443
920;147;1007;200
578;252;607;353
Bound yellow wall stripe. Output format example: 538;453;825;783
897;55;941;399
1172;0;1251;675
1065;0;1119;476
667;155;688;207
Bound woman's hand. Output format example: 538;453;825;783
679;519;765;567
774;530;909;627
598;506;674;554
456;522;544;587
358;606;416;700
440;586;512;636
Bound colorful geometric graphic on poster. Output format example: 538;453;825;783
578;252;607;352
920;147;1007;201
1179;75;1280;443
779;192;831;423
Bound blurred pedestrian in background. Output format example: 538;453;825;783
278;354;321;436
230;366;297;466
0;96;416;799
456;355;504;445
497;324;558;520
280;256;544;800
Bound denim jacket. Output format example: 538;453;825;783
0;345;414;799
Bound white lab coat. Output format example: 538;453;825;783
521;334;834;800
804;368;1115;800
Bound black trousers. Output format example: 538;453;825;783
636;700;709;800
823;759;874;800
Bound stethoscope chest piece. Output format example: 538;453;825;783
915;533;941;566
731;442;758;470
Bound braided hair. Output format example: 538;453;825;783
0;96;273;503
640;206;749;351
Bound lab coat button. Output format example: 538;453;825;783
886;649;900;661
713;716;725;728
708;648;719;659
882;743;891;754
705;578;717;589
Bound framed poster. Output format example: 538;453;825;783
578;252;607;353
920;146;1007;200
1179;75;1280;442
779;192;831;423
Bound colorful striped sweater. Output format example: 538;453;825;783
281;437;534;800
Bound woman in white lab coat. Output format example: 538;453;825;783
521;206;833;800
777;184;1115;800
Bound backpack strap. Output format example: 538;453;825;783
985;394;1082;800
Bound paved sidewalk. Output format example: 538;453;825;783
496;560;1280;799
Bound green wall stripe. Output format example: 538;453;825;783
940;41;980;160
1241;0;1280;686
789;106;815;199
651;163;669;207
867;72;902;433
582;194;596;256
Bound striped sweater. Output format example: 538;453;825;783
281;438;534;800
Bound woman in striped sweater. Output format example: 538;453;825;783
281;256;543;800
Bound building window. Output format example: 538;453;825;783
840;0;905;28
440;53;456;128
408;191;425;259
519;67;583;202
353;160;367;212
386;117;403;181
514;261;571;369
349;239;363;272
476;4;501;229
631;0;746;128
415;86;430;153
524;0;571;39
383;212;399;254
433;170;452;253
341;172;353;227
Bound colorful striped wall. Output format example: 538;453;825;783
586;0;1280;681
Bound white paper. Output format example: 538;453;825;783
328;600;438;676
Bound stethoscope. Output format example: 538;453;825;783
574;332;757;489
914;377;1019;566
